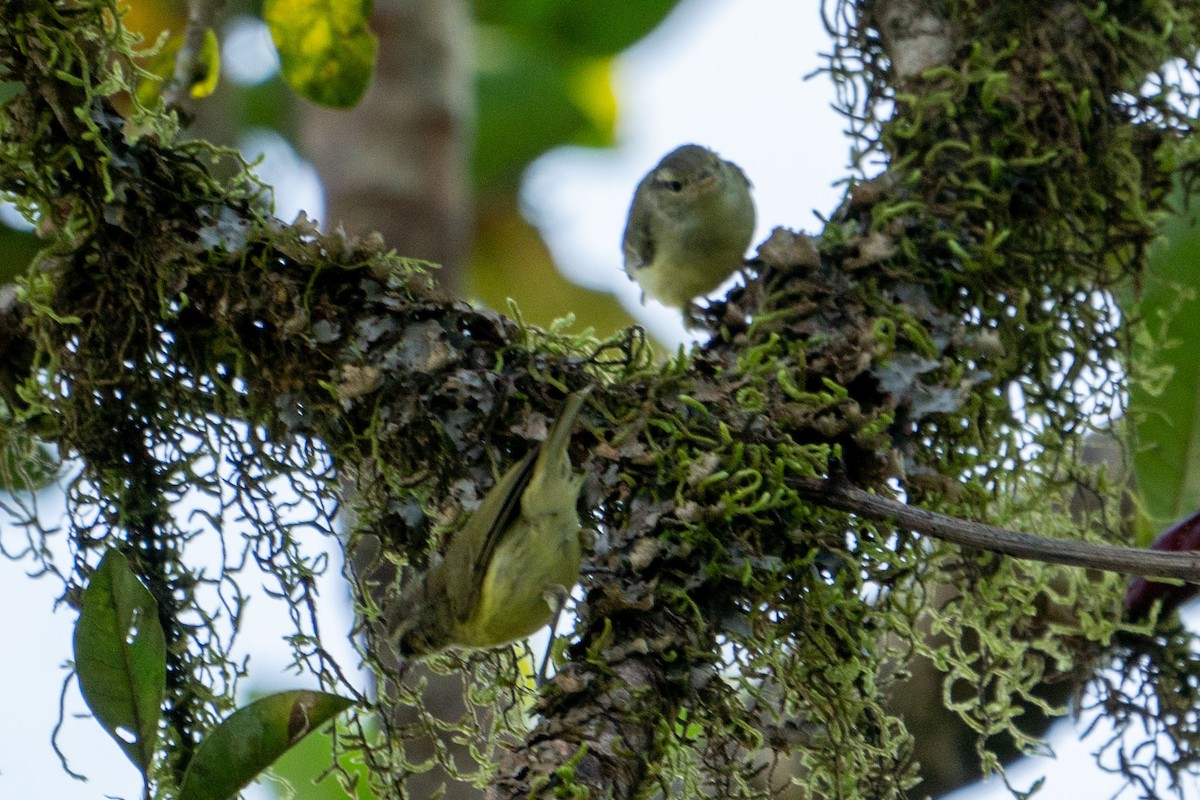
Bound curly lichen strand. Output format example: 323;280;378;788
0;29;253;771
494;359;924;797
663;4;1200;792
1;6;616;795
4;0;1200;797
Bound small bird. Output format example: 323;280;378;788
622;144;756;310
389;388;592;658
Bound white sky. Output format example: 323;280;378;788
0;1;1193;798
524;0;848;346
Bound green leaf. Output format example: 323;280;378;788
1130;196;1200;536
72;550;166;774
263;0;378;108
179;690;355;800
262;702;378;800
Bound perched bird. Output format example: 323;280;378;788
389;388;592;658
622;144;756;310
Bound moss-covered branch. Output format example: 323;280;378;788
4;0;1200;798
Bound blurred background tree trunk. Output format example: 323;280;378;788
299;0;473;289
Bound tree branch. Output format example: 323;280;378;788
791;476;1200;582
162;0;225;109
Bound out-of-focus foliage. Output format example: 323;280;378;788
263;0;377;108
121;0;187;48
467;1;680;335
469;27;630;333
469;200;627;338
113;0;658;335
135;29;221;106
474;0;680;56
474;34;613;191
470;0;676;188
1129;193;1200;538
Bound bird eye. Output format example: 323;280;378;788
655;178;684;192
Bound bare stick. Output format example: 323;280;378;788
790;477;1200;582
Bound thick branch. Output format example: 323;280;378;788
792;476;1200;582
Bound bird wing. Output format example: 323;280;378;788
442;388;591;625
622;176;657;273
445;448;539;624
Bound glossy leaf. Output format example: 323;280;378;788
263;0;377;108
72;550;166;774
179;690;354;800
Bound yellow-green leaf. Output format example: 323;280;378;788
262;0;377;108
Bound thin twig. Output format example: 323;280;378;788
162;0;225;109
790;477;1200;582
